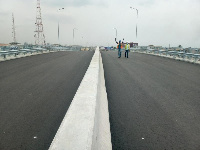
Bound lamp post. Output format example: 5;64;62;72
130;7;138;18
130;7;139;38
57;8;64;45
113;28;117;41
81;36;83;46
73;28;78;45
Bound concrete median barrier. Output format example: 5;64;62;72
49;47;112;150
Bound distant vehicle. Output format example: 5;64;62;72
10;46;18;50
105;47;113;50
100;47;105;50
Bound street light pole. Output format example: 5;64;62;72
130;7;138;18
73;28;78;45
113;28;117;41
81;36;83;46
57;8;64;45
130;7;139;38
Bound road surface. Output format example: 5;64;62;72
101;51;200;150
0;51;94;150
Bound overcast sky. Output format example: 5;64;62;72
0;0;200;47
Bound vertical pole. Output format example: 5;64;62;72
136;24;137;38
130;7;139;39
73;29;74;45
73;28;77;45
114;28;117;41
116;30;117;41
58;22;59;40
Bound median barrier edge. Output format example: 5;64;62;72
48;47;112;150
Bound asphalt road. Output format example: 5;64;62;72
0;51;94;150
101;51;200;150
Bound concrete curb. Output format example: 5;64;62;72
48;47;112;150
91;51;112;150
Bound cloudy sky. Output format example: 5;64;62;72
0;0;200;47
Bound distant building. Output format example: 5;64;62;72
129;42;138;47
0;43;9;47
147;45;162;50
9;42;20;45
0;43;9;51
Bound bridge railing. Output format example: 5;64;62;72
0;46;80;59
130;48;200;63
0;48;47;59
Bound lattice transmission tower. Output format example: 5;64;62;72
12;13;17;43
34;0;46;46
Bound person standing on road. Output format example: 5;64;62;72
115;38;124;58
125;41;130;58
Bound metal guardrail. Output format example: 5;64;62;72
0;47;73;59
0;49;46;59
0;46;95;59
193;54;200;62
130;48;200;63
0;51;10;58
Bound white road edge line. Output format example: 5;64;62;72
48;47;112;150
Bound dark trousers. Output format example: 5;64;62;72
125;50;129;58
118;49;121;58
